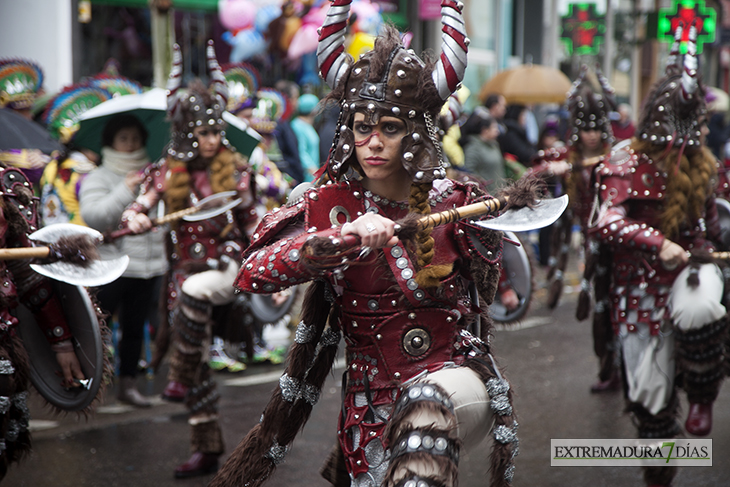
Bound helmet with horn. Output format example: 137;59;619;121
166;40;232;163
565;64;616;147
636;21;706;150
317;0;468;183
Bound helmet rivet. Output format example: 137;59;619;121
343;144;350;152
367;103;375;111
404;57;412;63
404;152;414;161
368;85;377;93
354;68;362;75
408;110;416;118
341;125;348;131
392;107;401;116
415;171;424;179
397;70;406;79
412;133;420;142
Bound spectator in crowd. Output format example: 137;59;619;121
79;114;168;408
610;103;635;141
498;104;537;164
483;93;507;133
290;93;320;182
460;111;508;193
272;80;305;183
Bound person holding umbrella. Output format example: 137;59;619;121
121;41;258;478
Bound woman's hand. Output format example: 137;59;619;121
124;171;144;191
549;160;572;176
127;212;153;234
54;345;85;388
341;213;399;249
659;238;688;269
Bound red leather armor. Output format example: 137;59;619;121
589;146;720;335
237;178;502;477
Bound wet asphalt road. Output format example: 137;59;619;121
5;269;730;487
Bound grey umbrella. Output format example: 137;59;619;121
0;107;63;154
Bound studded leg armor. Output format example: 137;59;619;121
674;315;728;404
383;382;460;487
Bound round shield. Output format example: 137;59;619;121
14;281;104;412
491;231;533;323
249;286;298;324
715;198;730;250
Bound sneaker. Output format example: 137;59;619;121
209;343;247;372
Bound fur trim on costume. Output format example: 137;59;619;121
210;280;338;487
191;420;224;455
626;395;680;439
319;442;351;487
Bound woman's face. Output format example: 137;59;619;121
112;127;144;153
578;128;602;152
353;112;409;183
481;121;499;141
193;126;222;159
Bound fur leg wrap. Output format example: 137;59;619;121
384;383;460;487
191;419;224;455
642;465;677;486
674;316;728;404
0;334;32;479
168;293;210;385
187;376;220;416
627;396;680;439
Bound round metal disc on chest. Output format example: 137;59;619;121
403;328;431;357
189;242;207;259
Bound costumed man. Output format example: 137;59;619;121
0;162;92;479
121;41;258;478
588;23;727;487
528;65;620;392
211;1;521;487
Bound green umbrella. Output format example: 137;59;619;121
74;87;261;160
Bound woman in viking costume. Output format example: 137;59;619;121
589;23;727;486
121;41;258;477
527;65;620;392
210;2;520;487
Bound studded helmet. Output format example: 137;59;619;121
565;65;616;147
0;58;43;110
636;22;705;150
317;0;468;184
166;40;232;163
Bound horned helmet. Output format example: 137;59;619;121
166;40;232;162
565;64;616;147
636;21;705;150
317;0;468;184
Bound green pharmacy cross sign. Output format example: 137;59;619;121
658;0;716;54
560;3;606;56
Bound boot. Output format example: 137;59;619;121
117;376;152;408
162;380;188;402
590;373;621;393
173;452;219;478
685;402;712;436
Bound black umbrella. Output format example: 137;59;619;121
0;108;64;154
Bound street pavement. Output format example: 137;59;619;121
4;263;730;487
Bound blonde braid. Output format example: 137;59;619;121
409;182;453;288
209;149;238;193
164;157;191;214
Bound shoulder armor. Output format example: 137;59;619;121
0;167;39;231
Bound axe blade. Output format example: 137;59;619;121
182;191;243;221
31;256;130;287
474;194;569;232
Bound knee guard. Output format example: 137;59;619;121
384;382;460;487
675;315;728;404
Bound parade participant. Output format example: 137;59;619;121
79;114;167;407
589;24;727;486
121;41;258;477
0;58;53;185
211;2;520;487
530;65;619;391
0;160;88;479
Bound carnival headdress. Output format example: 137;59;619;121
637;21;705;150
0;58;43;110
166;40;231;162
317;0;468;183
565;64;616;147
42;84;114;143
222;62;260;114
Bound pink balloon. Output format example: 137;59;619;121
219;0;256;31
287;24;319;60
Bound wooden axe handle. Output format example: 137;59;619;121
0;247;51;260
